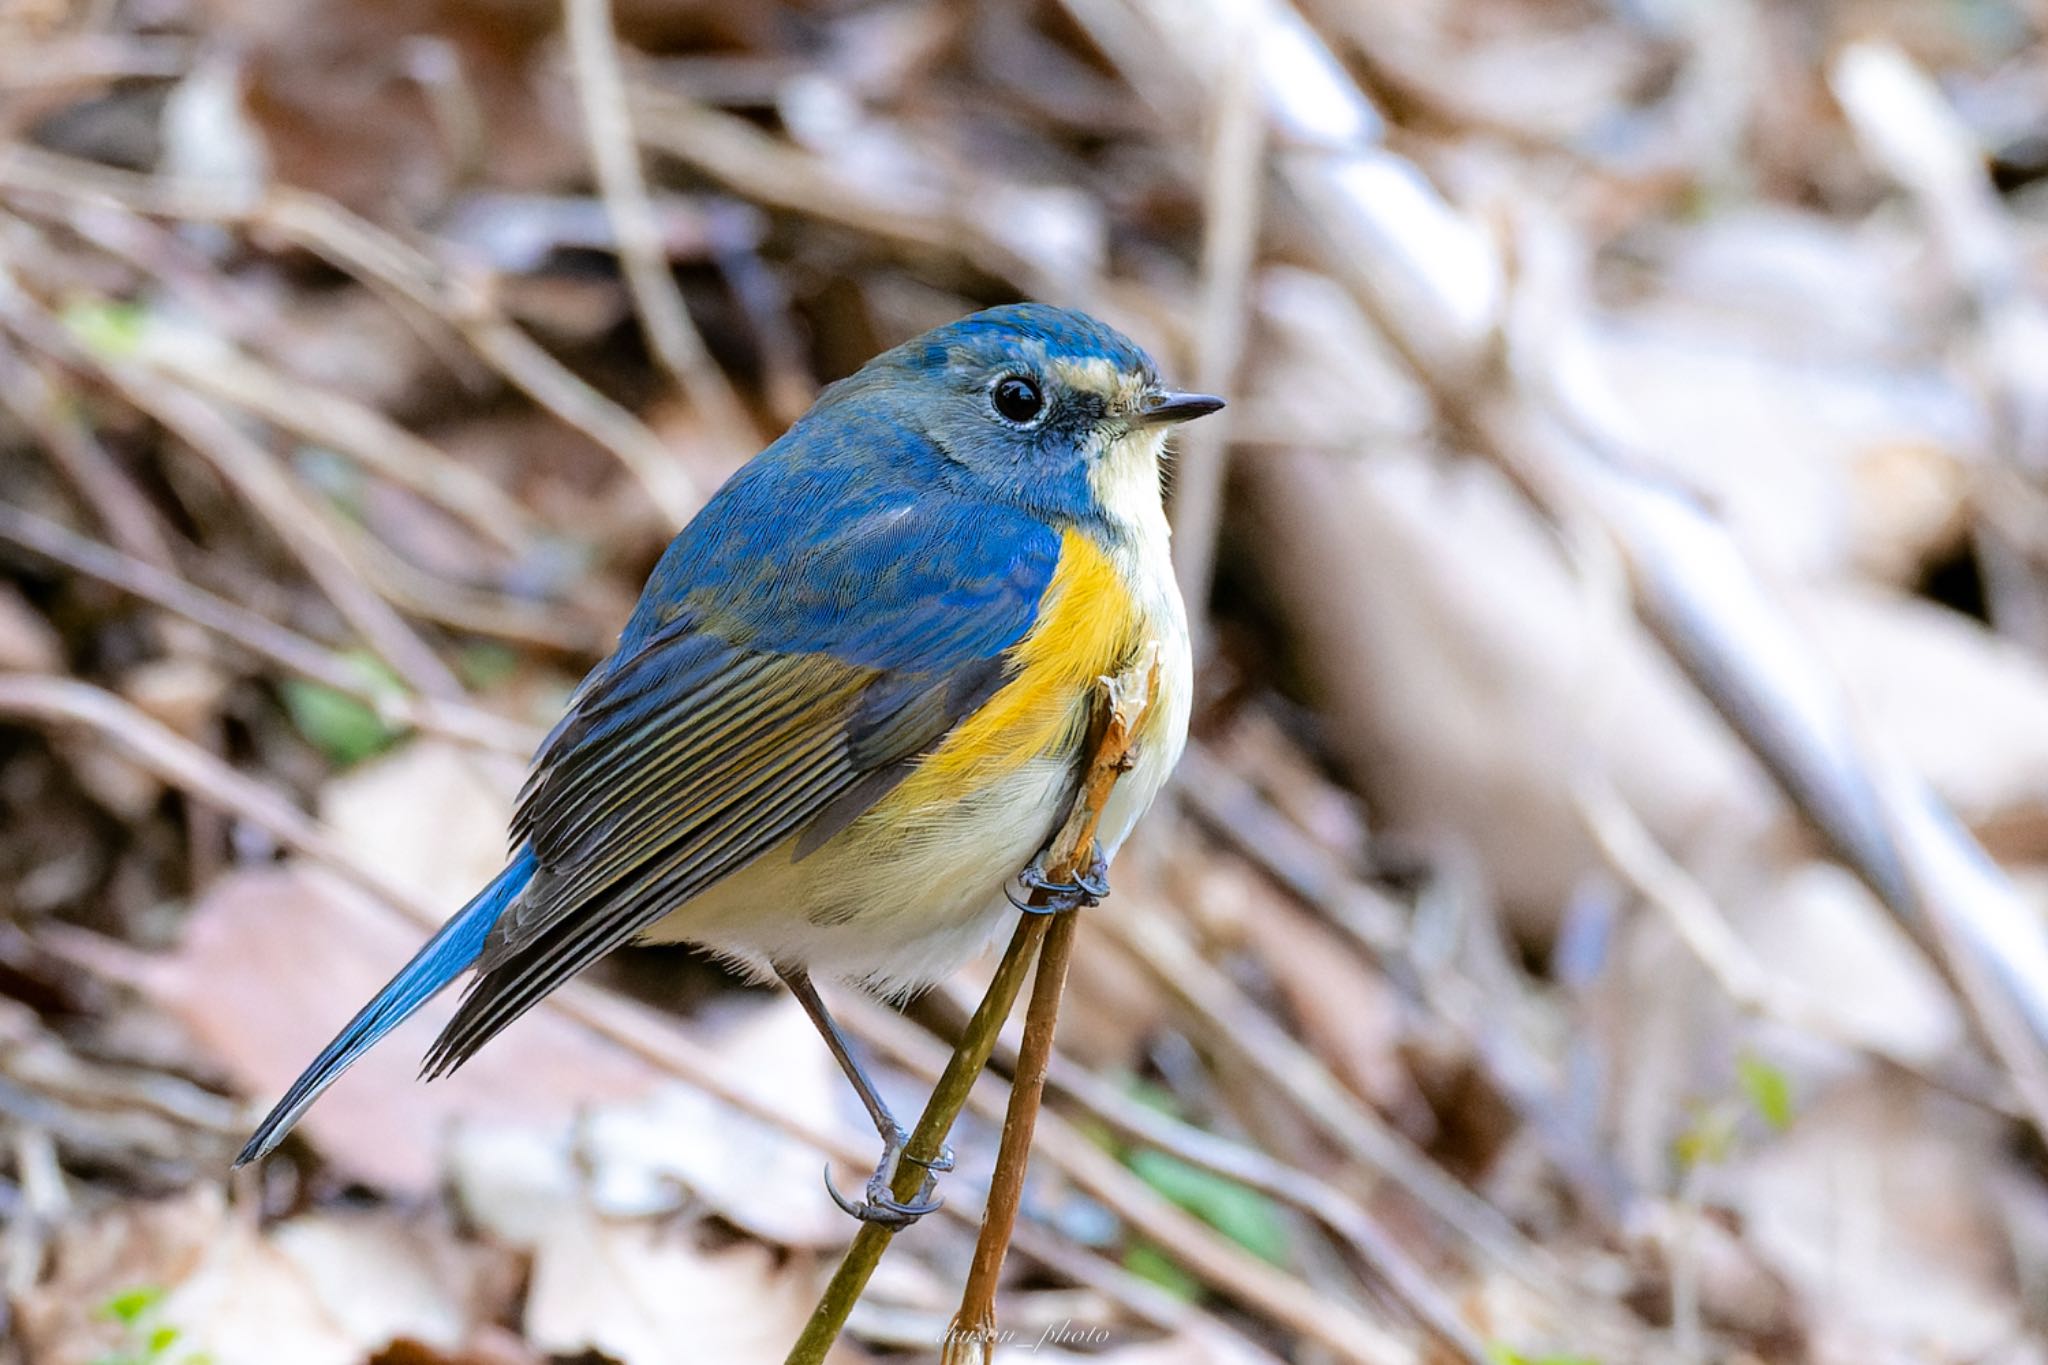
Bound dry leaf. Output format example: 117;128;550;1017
15;1185;504;1365
1802;586;2048;856
318;737;522;910
581;996;862;1248
0;582;61;672
524;1206;824;1365
1730;1073;2024;1360
1239;442;1781;933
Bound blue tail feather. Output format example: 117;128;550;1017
234;848;537;1165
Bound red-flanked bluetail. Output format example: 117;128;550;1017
238;304;1222;1227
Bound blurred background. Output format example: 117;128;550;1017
5;0;2048;1361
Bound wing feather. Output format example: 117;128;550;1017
422;464;1068;1076
427;726;853;1076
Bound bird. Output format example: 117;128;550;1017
236;302;1222;1227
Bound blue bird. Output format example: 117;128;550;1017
237;303;1222;1226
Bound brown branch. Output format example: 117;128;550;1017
0;501;541;756
836;987;1411;1363
942;910;1076;1363
0;144;700;529
562;0;754;448
0;262;464;703
787;652;1161;1365
941;656;1157;1362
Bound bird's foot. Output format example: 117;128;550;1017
823;1124;951;1231
1007;851;1110;914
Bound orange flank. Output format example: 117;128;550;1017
893;527;1148;803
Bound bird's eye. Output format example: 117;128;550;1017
991;375;1044;424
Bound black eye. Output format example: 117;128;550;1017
991;375;1044;424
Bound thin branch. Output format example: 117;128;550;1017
142;337;541;556
942;910;1078;1365
0;146;699;528
1574;767;2008;1114
1097;903;1555;1293
785;916;1048;1365
943;656;1159;1362
563;0;753;446
851;985;1483;1362
788;654;1161;1365
626;83;1057;300
1169;19;1265;648
0;260;464;703
0;339;179;569
0;501;540;756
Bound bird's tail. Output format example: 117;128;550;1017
234;848;537;1165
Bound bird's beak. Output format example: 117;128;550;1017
1133;389;1227;426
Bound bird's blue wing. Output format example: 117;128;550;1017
423;425;1062;1076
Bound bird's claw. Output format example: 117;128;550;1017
822;1126;947;1230
905;1142;955;1174
1006;852;1110;914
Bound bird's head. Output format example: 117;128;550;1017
828;303;1224;530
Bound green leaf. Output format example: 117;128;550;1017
280;679;401;765
1121;1076;1181;1116
1122;1242;1203;1301
455;642;520;691
1125;1149;1290;1266
1737;1052;1795;1132
62;298;149;358
280;653;407;766
146;1324;180;1356
98;1286;164;1326
1673;1102;1739;1171
1489;1348;1601;1365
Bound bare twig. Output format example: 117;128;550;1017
261;190;702;529
319;515;609;655
942;910;1079;1365
789;655;1160;1365
627;83;1060;300
785;916;1050;1365
852;985;1485;1363
943;657;1159;1363
1099;902;1554;1288
1574;767;2008;1114
563;0;753;447
0;340;179;569
0;501;540;756
1169;21;1264;647
1042;1058;1488;1362
0;146;699;528
0;259;464;702
141;338;541;556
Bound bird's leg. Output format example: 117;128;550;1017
1006;848;1110;914
778;967;951;1230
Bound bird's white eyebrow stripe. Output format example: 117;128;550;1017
1049;356;1147;409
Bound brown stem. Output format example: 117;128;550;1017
942;909;1077;1363
787;651;1161;1365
